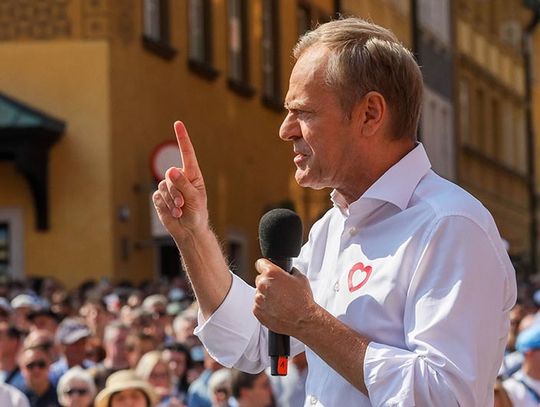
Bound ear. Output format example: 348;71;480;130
354;91;387;138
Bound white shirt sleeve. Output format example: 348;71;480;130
195;272;305;373
363;215;516;406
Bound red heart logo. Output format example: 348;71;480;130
348;262;373;293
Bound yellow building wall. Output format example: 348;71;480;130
106;0;339;282
0;41;114;287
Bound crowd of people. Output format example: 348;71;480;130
0;275;305;407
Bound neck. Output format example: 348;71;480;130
524;361;540;380
337;138;414;205
31;381;50;396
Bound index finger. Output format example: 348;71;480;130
174;121;202;179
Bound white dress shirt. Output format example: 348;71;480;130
196;144;516;406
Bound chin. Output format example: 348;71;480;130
295;171;325;190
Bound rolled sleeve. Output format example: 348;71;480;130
363;215;516;406
195;273;260;368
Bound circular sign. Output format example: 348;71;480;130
150;140;183;181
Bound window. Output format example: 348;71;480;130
458;80;470;145
142;0;176;59
188;0;218;79
261;0;281;110
0;209;23;279
227;0;253;96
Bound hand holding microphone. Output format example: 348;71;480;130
256;208;304;376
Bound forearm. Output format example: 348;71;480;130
295;303;370;395
174;225;232;319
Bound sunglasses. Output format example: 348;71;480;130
65;388;89;396
25;360;47;370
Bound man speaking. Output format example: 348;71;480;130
153;18;516;406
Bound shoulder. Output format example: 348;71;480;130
413;171;497;233
0;383;30;407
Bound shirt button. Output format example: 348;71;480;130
310;395;318;405
348;226;358;235
334;282;340;292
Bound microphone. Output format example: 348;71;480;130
258;208;303;376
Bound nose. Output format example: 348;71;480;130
279;112;301;141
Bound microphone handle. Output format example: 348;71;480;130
268;257;292;376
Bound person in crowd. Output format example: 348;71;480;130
94;369;158;407
19;347;59;407
0;297;13;323
207;369;231;407
87;321;130;391
84;336;106;365
0;382;30;407
126;332;157;369
136;351;184;407
0;322;25;390
56;367;96;407
187;350;223;407
11;294;38;333
153;17;516;406
172;309;200;349
230;371;272;407
503;322;540;406
27;308;60;335
49;318;94;385
23;330;58;365
79;298;110;340
163;342;192;401
494;378;514;407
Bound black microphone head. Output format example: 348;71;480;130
259;208;303;259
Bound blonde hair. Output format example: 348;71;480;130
294;17;423;140
135;350;168;381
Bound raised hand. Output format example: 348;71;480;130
153;121;208;243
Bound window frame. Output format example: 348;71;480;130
141;0;177;60
261;0;282;111
227;0;254;97
188;0;219;80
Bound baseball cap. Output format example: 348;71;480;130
516;321;540;353
11;294;38;310
55;318;91;345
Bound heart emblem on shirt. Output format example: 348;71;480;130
347;262;373;293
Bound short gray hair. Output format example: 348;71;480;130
57;366;96;405
294;17;423;140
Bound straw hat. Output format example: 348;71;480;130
94;369;158;407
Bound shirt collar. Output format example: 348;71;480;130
331;143;431;213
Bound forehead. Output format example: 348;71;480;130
286;46;336;106
22;348;47;362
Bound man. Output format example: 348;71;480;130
503;322;540;406
87;321;129;391
153;18;516;405
172;308;201;349
230;370;273;407
19;347;59;407
26;308;59;335
186;349;223;407
49;317;93;385
0;323;25;390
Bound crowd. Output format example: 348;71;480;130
0;274;305;407
3;270;540;406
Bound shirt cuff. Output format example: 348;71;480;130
363;342;414;406
194;273;257;367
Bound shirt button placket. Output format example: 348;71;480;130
310;395;318;405
334;281;340;292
